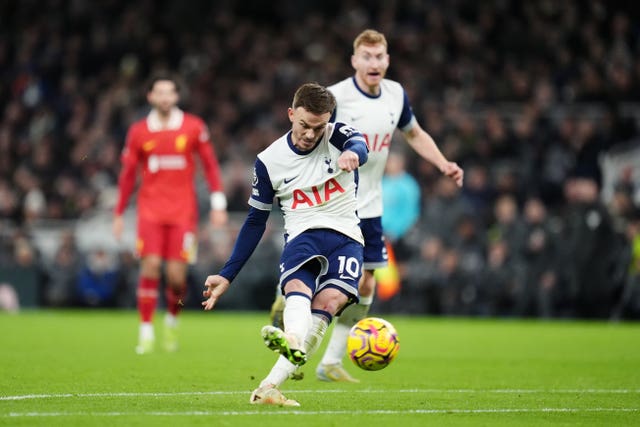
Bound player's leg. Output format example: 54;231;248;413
269;284;285;329
136;255;162;354
317;270;374;382
134;220;164;354
162;226;196;352
137;255;162;354
253;231;330;405
253;268;315;406
317;217;385;381
163;260;187;352
249;353;301;406
254;273;353;405
262;266;317;365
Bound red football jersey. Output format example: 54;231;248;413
115;108;224;225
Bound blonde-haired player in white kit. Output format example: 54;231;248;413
270;29;464;382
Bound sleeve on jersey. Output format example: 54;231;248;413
248;158;275;208
398;89;416;131
331;122;369;166
114;128;140;215
344;138;368;166
329;108;337;123
196;123;224;193
218;207;270;282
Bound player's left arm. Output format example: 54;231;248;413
195;120;228;227
397;90;463;186
402;121;464;187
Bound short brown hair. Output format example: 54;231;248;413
353;29;388;53
292;82;336;115
146;74;180;93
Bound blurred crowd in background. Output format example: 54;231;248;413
1;0;639;318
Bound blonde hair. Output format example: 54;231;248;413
353;29;388;52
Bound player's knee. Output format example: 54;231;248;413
283;278;313;297
165;276;186;291
312;289;348;316
140;256;162;278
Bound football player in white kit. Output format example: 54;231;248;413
271;29;464;382
202;82;369;406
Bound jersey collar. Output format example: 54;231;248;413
147;107;184;131
351;76;382;99
287;131;322;155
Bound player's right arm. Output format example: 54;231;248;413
113;125;141;241
332;122;369;172
202;206;270;311
202;274;230;310
202;158;274;311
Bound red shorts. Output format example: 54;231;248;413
136;220;197;264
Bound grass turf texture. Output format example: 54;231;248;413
1;310;638;426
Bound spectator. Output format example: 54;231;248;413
0;283;20;313
381;151;421;258
611;213;640;319
43;229;80;307
0;0;638;318
420;175;472;240
519;196;560;317
477;238;523;317
76;248;121;307
402;235;446;314
560;177;626;318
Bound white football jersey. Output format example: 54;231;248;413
249;122;366;244
328;77;416;218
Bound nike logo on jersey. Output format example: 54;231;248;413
142;140;156;152
284;176;298;184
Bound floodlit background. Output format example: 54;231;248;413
0;0;639;318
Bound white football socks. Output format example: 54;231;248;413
139;322;154;341
304;313;329;358
260;295;313;388
283;294;311;348
164;313;177;328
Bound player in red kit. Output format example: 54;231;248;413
113;76;228;354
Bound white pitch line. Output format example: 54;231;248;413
3;408;639;418
1;389;640;401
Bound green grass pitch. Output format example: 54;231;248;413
1;310;639;426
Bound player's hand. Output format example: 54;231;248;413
337;150;360;172
202;274;230;311
112;216;124;241
442;162;464;187
209;209;228;229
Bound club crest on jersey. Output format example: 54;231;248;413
175;134;187;152
291;178;345;209
324;157;334;173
